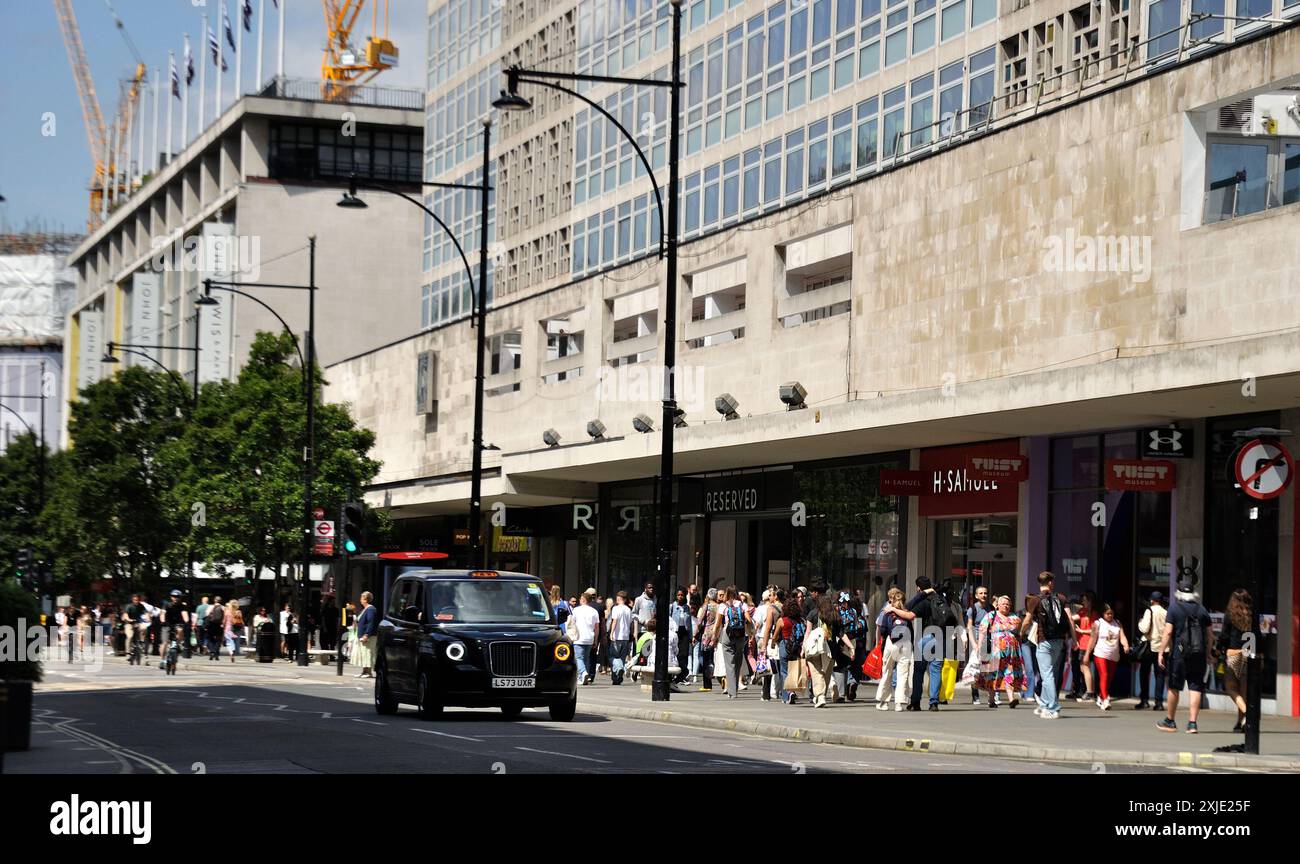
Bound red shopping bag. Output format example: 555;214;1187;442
861;637;884;680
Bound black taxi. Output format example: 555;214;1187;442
374;569;577;721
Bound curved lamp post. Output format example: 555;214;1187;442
493;0;684;701
336;118;493;568
102;341;200;406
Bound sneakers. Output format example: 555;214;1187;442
876;702;890;711
893;703;904;712
1186;721;1198;734
972;693;983;705
1033;706;1043;717
1156;717;1178;732
1039;710;1060;719
1101;697;1111;711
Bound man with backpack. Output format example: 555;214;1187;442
711;585;749;699
1156;580;1214;733
1022;571;1076;720
906;577;958;711
205;597;227;661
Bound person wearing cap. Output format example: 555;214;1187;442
162;589;192;658
1156;580;1213;733
1133;590;1167;710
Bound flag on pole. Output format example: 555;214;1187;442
185;35;195;85
209;21;227;70
170;54;180;98
243;0;253;31
224;5;237;52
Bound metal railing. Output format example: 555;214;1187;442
258;75;424;111
879;13;1294;172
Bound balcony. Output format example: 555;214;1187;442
258;75;425;111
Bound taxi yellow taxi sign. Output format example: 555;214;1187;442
469;570;499;578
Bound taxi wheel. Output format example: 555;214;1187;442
548;692;577;722
417;669;442;720
374;664;399;715
499;704;524;720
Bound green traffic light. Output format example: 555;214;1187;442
344;539;358;553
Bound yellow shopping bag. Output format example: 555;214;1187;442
941;658;958;702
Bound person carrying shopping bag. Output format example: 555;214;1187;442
875;588;915;711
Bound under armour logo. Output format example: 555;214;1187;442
1148;429;1183;452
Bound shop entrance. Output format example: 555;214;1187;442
706;514;792;597
934;516;1019;603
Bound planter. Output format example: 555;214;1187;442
1;680;33;752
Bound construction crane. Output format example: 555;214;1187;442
53;0;147;230
321;1;399;103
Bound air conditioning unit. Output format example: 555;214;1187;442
416;350;438;416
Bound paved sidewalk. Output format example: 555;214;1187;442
81;655;1300;770
575;680;1300;771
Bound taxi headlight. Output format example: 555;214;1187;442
444;641;466;662
554;642;572;662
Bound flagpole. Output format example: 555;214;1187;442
151;66;160;175
277;0;285;79
199;18;207;131
216;2;224;116
167;52;175;166
235;2;243;98
256;0;265;90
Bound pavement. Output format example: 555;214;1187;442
34;652;1299;772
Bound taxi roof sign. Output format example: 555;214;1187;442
469;570;499;579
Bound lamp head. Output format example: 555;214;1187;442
586;419;607;440
714;392;740;420
492;68;531;111
542;428;561;448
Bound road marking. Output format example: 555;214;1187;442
411;728;484;743
515;746;611;764
350;718;386;726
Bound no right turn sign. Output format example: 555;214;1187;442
1233;439;1294;500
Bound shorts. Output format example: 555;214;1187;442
1167;652;1207;693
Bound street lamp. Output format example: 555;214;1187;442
203;237;320;667
493;0;684;701
335;119;493;567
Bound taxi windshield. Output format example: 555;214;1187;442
424;580;553;625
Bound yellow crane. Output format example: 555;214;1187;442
53;0;146;230
321;0;399;102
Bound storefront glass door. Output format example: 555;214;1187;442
934;517;1018;603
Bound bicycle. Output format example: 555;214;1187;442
162;627;181;675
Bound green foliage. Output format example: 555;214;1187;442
43;367;191;595
0;577;43;682
0;432;46;577
165;331;381;576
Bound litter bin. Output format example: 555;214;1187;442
113;628;126;657
255;621;277;663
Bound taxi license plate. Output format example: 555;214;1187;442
491;677;534;689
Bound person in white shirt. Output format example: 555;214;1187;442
1082;602;1129;710
607;591;634;684
569;593;601;685
631;583;655;640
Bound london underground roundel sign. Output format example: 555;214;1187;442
1233;439;1294;500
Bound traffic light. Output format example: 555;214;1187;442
16;548;33;578
340;502;365;554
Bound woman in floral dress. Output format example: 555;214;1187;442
980;595;1026;708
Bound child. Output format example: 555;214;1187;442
1083;602;1129;710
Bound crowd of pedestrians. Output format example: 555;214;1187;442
550;570;1250;734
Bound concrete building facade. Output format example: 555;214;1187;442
61;79;426;446
329;5;1300;712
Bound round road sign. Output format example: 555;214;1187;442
1233;439;1294;500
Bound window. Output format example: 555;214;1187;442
808;119;829;187
743;147;762;211
722;156;741;220
969;0;995;27
832;109;854;178
1146;0;1181;60
785;129;805;196
1203;135;1299;223
1191;0;1225;39
882;85;905;158
909;73;934;148
939;60;963;137
270;122;422;184
855;96;879;171
941;0;965;40
763;138;782;204
912;15;935;54
781;270;851;326
968;47;996;126
703;164;721;227
884;8;908;66
859;38;880;77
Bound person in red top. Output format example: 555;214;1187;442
1070;591;1096;701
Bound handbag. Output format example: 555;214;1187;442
1126;640;1149;663
783;658;809;692
941;658;958;702
754;654;770;675
861;638;884;680
803;623;828;659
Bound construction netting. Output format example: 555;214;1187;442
0;253;77;345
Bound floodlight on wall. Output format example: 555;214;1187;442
632;413;655;433
673;408;688;428
586;419;607;440
779;381;808;410
542;428;561;448
715;393;740;421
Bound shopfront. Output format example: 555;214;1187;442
919;440;1024;604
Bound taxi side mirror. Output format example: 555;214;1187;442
402;606;422;624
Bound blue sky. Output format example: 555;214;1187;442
0;0;427;234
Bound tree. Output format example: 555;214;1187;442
0;432;46;581
165;331;381;589
43;366;191;596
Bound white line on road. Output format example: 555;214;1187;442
411;728;484;742
349;718;387;726
515;746;611;764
